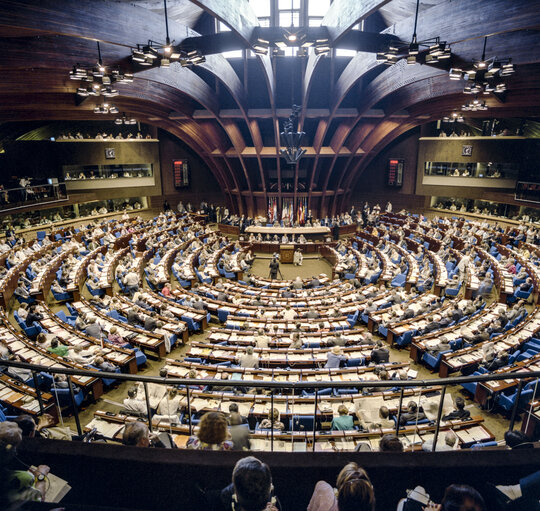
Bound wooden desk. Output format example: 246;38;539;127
280;244;295;264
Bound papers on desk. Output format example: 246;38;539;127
334;438;356;451
288;403;317;414
85;417;125;438
190;398;219;411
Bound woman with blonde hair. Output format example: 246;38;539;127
308;462;375;511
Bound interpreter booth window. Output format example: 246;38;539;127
63;164;153;180
424;161;519;179
0;197;149;232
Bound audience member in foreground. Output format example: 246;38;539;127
220;456;280;511
186;411;233;450
0;421;51;504
307;462;375;511
122;421;175;448
398;484;485;511
379;434;404;452
493;469;540;510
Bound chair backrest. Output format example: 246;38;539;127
56;310;68;323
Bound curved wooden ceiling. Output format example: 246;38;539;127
0;0;539;215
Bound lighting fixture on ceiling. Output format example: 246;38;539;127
442;112;464;123
314;38;331;56
93;102;119;114
252;37;270;55
115;113;137;125
448;36;514;97
462;96;488;111
376;0;450;66
132;0;204;67
280;105;306;165
71;42;133;99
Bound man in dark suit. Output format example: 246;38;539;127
442;397;471;421
450;306;464;323
420;316;440;336
127;309;143;327
370;341;389;364
144;312;158;332
192;298;208;311
399;401;427;425
228;412;251;451
269;258;280;280
282;288;294;299
483;351;509;371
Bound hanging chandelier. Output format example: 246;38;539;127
280;105;306;165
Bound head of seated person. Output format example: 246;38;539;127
379;434;403;452
198;411;228;446
335;462;375;511
439;484;485;511
123;421;150;447
230;456;275;511
504;429;531;449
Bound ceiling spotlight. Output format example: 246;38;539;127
69;66;87;80
102;87;119;97
132;49;146;62
449;68;463;80
501;61;514;75
115;112;137;125
288;33;297;42
142;45;158;59
408;42;419;56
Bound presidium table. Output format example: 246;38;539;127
245;226;331;236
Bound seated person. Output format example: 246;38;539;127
47;338;69;358
422;431;458;452
238;346;259;369
374;406;395;429
442;397;470;421
122;386;147;415
1;421;51;503
331;405;355;431
325;346;347;369
186;411;233;450
228;412;251;451
308;462;375;511
494;469;540;510
370;341;389;364
259;408;285;431
220;456;280;511
399;401;427;426
379;434;403;452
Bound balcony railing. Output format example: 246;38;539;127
0;183;68;212
1;359;538;452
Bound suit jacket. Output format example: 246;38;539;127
229;425;251;451
127;310;142;325
370;348;389;364
85;323;103;339
144;317;158;332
